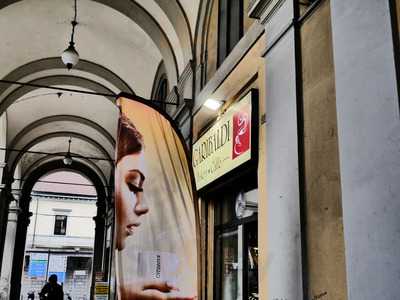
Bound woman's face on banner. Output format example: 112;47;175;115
115;150;148;251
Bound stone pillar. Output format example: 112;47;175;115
0;172;12;272
0;199;20;300
251;0;303;299
90;213;106;298
92;215;106;274
9;203;31;300
330;1;400;299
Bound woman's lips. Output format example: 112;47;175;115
126;223;140;236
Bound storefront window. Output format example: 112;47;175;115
246;222;258;300
214;190;258;299
215;229;239;299
215;191;237;226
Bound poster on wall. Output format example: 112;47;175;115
114;94;198;300
28;253;48;279
47;255;67;283
192;90;258;191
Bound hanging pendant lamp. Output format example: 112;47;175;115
61;0;79;70
63;138;73;166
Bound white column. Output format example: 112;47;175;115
330;1;400;299
259;0;303;299
0;200;19;299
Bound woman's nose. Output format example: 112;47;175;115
134;193;149;216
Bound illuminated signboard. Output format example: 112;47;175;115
193;90;258;190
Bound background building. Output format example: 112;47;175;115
21;190;96;300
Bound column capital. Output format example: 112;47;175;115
2;171;14;186
7;204;20;223
93;215;106;225
18;210;33;227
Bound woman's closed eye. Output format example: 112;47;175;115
127;182;143;193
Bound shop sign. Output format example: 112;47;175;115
74;270;87;277
193;91;254;190
47;255;67;283
95;271;104;282
95;282;109;300
28;253;48;279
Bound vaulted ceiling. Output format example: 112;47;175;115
0;0;200;191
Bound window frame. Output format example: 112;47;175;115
54;215;68;236
154;76;168;111
213;209;258;299
217;0;244;66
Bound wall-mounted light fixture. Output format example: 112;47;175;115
61;0;79;70
63;138;73;166
235;191;258;219
203;98;224;111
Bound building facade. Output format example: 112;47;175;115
21;191;97;300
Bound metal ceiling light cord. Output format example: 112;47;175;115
63;137;73;165
61;0;79;70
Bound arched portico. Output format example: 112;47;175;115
7;160;109;300
0;0;199;298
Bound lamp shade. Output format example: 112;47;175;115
61;43;79;70
204;98;223;111
63;152;73;166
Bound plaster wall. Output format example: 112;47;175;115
260;1;303;299
301;1;347;299
257;58;268;300
27;196;97;240
264;30;303;300
0;114;6;184
0;113;7;281
330;1;400;299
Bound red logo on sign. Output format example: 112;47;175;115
232;106;250;159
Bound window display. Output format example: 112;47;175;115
214;190;258;299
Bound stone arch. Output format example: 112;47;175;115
154;0;194;60
0;57;135;96
0;75;116;114
0;0;188;85
21;153;109;195
9;115;115;150
9;159;108;299
151;61;169;102
8;131;114;176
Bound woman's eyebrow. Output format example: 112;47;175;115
127;169;145;182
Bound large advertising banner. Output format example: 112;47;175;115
115;95;198;300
